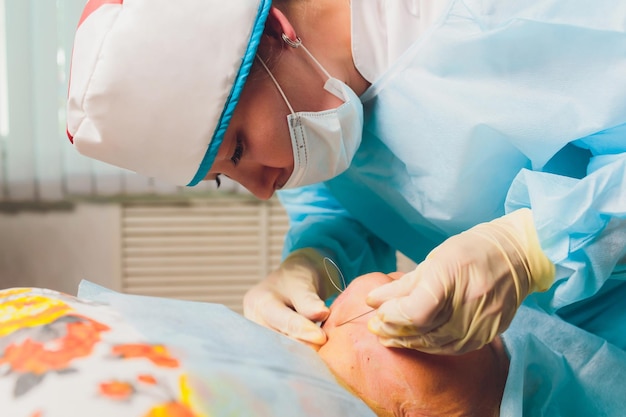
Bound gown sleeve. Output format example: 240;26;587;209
506;123;626;311
277;183;397;285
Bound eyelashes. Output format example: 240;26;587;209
215;136;243;188
231;137;243;166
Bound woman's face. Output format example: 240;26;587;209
204;40;343;199
318;272;508;417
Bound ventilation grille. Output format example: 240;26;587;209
121;197;289;314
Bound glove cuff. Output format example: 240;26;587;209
502;208;556;293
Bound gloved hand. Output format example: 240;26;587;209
243;248;332;350
367;208;555;355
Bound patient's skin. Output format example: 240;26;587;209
318;272;510;417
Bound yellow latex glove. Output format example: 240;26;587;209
367;208;555;355
243;248;334;350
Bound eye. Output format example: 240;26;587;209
231;136;243;166
215;175;221;188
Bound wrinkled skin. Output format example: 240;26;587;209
318;272;509;417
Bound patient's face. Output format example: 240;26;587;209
318;272;508;417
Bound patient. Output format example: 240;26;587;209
318;272;510;417
0;284;376;417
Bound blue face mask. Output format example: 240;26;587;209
256;38;363;189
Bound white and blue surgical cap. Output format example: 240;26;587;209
66;0;271;186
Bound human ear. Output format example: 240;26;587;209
264;6;297;42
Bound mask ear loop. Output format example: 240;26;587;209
255;54;295;114
281;33;332;80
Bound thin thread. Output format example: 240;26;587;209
323;257;347;293
298;43;333;80
336;308;376;327
279;33;332;80
322;257;376;326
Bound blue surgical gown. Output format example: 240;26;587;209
278;0;626;415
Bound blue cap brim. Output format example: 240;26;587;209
187;0;272;186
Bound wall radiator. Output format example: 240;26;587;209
120;197;289;315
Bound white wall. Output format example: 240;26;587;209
0;199;417;298
0;202;121;294
0;0;8;137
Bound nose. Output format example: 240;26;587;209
239;173;275;200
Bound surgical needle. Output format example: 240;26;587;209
336;308;376;327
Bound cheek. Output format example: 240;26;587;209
318;327;363;380
318;326;402;411
259;122;292;161
246;107;293;167
240;80;293;161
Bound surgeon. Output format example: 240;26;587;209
67;0;626;360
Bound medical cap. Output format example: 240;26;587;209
66;0;271;186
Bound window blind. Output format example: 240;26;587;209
121;197;290;314
0;0;238;203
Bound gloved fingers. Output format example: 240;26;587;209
376;332;450;352
387;271;405;280
366;268;422;308
250;294;328;346
374;296;506;355
244;289;328;346
367;268;451;337
373;306;478;355
367;296;450;341
243;284;270;324
290;290;330;323
376;333;474;355
275;304;328;346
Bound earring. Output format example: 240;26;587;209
281;33;302;48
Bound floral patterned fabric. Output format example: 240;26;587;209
1;283;375;417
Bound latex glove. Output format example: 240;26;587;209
243;248;333;350
367;208;555;355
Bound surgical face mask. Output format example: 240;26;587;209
256;38;363;189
